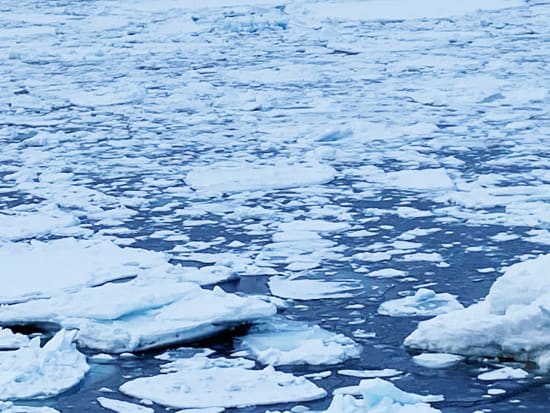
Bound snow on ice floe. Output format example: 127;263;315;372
0;281;276;353
119;353;326;409
405;254;550;369
185;162;335;194
0;237;238;304
320;378;442;413
378;288;464;317
268;276;363;300
237;318;361;366
97;397;153;413
364;168;454;192
0;330;88;400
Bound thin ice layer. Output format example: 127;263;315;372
237;318;361;366
120;354;326;408
0;330;89;400
405;254;550;369
322;378;442;413
268;276;363;300
0;282;276;353
378;289;464;317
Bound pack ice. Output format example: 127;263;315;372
405;254;550;369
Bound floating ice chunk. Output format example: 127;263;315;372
323;378;442;413
367;269;406;278
120;354;326;409
175;409;225;413
237;318;361;366
268;276;363;300
0;403;59;413
402;252;443;262
378;289;464;317
0;281;276;353
413;353;464;369
395;207;432;219
0;328;29;350
0;330;88;400
69;85;144;107
405;255;550;369
337;369;402;378
97;397;154;413
477;367;528;381
186;162;335;193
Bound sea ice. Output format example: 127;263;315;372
413;353;464;369
367;169;454;192
477;367;528;381
97;397;154;413
186;162;335;194
237;318;361;366
268;276;363;300
0;330;88;400
0;328;29;350
0;281;276;353
405;255;550;369
0;404;59;413
337;369;402;378
323;378;442;413
120;354;326;409
378;289;464;317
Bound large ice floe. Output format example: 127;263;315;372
405;254;550;369
236;318;361;366
0;280;276;353
0;330;88;399
319;378;443;413
119;353;326;409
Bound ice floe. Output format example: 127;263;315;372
322;378;442;413
405;255;550;369
0;404;59;413
413;353;464;369
186;162;335;194
0;281;276;353
337;369;402;379
378;289;464;317
477;367;528;381
120;353;326;409
97;397;154;413
0;328;29;350
237;318;361;366
0;330;88;400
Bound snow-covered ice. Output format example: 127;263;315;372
237;318;361;366
405;255;550;369
120;353;326;409
0;330;88;400
378;289;464;317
